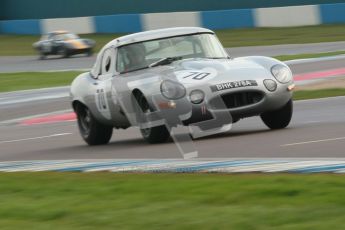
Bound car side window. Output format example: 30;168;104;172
47;34;53;40
101;48;115;76
53;35;62;41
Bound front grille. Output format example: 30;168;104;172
222;91;263;108
209;91;264;109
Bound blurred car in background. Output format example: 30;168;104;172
33;31;95;59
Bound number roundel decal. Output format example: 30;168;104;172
175;68;217;84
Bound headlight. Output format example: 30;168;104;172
65;42;74;49
189;90;205;104
263;79;277;92
271;64;292;83
160;80;186;99
84;39;95;46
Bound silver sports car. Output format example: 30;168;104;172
70;27;295;145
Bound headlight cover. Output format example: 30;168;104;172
271;64;292;83
189;90;205;104
84;39;95;46
160;80;186;99
263;79;277;92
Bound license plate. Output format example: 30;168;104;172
211;80;258;92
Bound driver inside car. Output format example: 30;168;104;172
124;44;148;72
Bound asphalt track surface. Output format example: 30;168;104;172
1;95;345;161
1;41;344;73
1;56;345;161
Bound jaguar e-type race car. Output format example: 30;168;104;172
33;31;95;59
70;27;295;145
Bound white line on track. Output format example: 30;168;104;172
0;133;72;144
305;120;322;124
0;94;70;106
285;55;345;65
281;136;345;147
296;95;345;103
0;86;70;95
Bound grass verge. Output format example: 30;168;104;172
0;173;345;229
293;88;345;100
0;71;81;92
216;24;345;48
274;51;345;61
0;24;345;56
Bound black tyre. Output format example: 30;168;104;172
38;52;46;60
38;50;46;60
135;93;170;144
86;49;93;57
140;125;171;144
75;103;113;145
261;99;293;129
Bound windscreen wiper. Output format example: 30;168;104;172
120;66;149;74
149;56;183;68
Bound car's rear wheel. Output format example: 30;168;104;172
135;93;170;144
75;103;113;145
260;99;293;129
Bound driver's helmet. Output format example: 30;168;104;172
125;43;146;68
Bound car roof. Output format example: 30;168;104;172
104;27;214;49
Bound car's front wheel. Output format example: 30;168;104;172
59;47;70;58
38;49;47;60
140;126;170;144
260;99;293;129
135;93;170;143
86;49;93;57
39;53;46;60
75;103;113;145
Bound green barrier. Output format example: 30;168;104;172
2;0;345;20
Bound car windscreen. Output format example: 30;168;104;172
116;33;228;74
55;33;79;41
